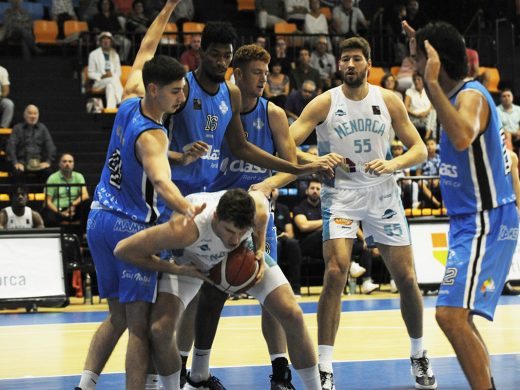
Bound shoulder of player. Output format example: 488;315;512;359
267;100;287;121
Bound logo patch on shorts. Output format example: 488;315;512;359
381;209;397;220
334;218;353;227
481;278;496;294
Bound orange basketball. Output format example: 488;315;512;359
209;246;259;294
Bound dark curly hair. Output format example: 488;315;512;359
216;189;256;230
201;21;237;52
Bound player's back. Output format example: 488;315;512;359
92;97;168;224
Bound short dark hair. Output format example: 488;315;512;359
233;44;270;69
216;189;256;229
381;72;398;90
415;22;468;81
339;37;371;60
142;55;185;88
307;178;322;188
501;87;513;96
201;21;237;52
11;185;27;198
97;0;114;13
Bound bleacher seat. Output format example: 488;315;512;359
480;66;500;94
182;22;205;46
367;66;386;86
33;20;59;44
390;66;400;76
274;22;300;47
320;6;332;21
120;65;132;87
63;20;89;38
161;23;178;45
237;0;255;12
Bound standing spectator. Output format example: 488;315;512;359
3;0;44;60
44;153;90;227
332;0;368;38
88;31;124;109
285;79;317;124
179;33;201;72
6;104;56;184
256;0;286;32
0;185;44;229
0;65;14;128
416;138;442;209
404;0;427;30
51;0;78;39
125;0;150;35
404;72;437;140
385;3;408;63
285;0;310;30
293;178;323;260
497;88;520;149
289;47;322;92
271;37;293;75
310;35;336;90
264;60;290;108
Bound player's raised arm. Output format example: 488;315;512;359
123;0;182;100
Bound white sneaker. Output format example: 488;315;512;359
349;261;366;278
361;279;379;294
390;279;398;293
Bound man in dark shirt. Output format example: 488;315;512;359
293;179;323;259
289;48;323;93
285;80;317;124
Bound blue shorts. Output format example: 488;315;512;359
86;209;158;303
436;203;518;320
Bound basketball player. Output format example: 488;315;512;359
289;37;437;390
115;189;322;390
406;21;518;389
75;2;208;390
0;185;44;229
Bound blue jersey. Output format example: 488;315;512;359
92;97;167;224
208;97;275;191
169;72;233;195
439;80;515;215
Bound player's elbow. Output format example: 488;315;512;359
452;136;473;151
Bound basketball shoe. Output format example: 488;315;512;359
319;370;336;390
184;374;227;390
270;357;295;390
410;350;437;389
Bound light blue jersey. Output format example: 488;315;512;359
440;80;516;215
92;97;167;224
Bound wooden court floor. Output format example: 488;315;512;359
1;287;519;389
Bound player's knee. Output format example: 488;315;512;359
435;307;458;332
107;312;127;333
277;303;304;327
394;274;416;293
150;320;174;344
324;263;349;285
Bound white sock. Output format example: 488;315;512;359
410;337;424;358
145;374;161;390
190;348;211;382
318;345;334;373
78;370;99;390
270;353;288;361
179;350;190;359
296;365;321;390
159;370;180;390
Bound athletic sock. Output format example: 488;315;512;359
318;345;334;373
190;348;211;382
159;370;180;390
296;365;321;390
410;337;424;358
145;374;161;390
78;370;99;390
270;352;288;361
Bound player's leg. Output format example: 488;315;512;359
176;292;200;386
125;300;152;390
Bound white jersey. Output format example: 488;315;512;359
316;84;393;189
4;207;33;229
176;191;252;273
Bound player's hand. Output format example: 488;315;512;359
170;263;212;283
181;141;210;166
364;159;398;175
249;181;273;198
423;40;441;86
253;250;265;285
182;202;206;226
402;20;416;56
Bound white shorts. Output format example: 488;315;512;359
158;263;289;307
321;177;410;246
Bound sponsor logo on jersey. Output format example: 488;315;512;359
372;105;381;115
333;118;385;139
334;217;353;226
439;163;458;178
193;98;202;110
198;244;210;251
114;217;145;234
335;109;346;116
201;145;220;160
481;278;496;294
219;101;229;115
253;117;264;130
218;157;267;175
122;269;152;285
382;209;397;220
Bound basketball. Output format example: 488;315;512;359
209;246;259;294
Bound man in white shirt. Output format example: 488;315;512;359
0;65;14;127
497;88;520;148
332;0;368;37
310;35;337;90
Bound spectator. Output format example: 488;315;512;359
352;228;379;295
264;60;290;108
293;178;323;260
44;153;90;227
285;0;310;30
466;46;480;79
395;53;415;93
0;185;44;229
169;0;194;31
254;33;268;48
51;0;78;39
332;0;368;38
497;88;520;149
272;188;302;296
88;31;124;109
404;72;437;140
391;139;419;209
3;0;44;60
385;3;408;63
289;47;322;92
6;104;56;184
125;0;150;35
285;79;317;124
179;33;201;72
90;0;131;61
0;65;14;128
416;138;442;209
309;35;336;90
271;37;293;75
304;0;329;37
404;0;427;30
381;72;403;100
113;0;133;16
256;0;286;32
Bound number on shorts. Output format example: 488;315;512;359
384;223;403;237
442;267;458;285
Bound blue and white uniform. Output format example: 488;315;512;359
87;97;167;303
437;80;518;320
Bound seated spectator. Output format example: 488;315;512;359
125;0;150;35
180;33;201;72
264;60;290;108
44;153;90;228
271;37;293;75
272;188;302;296
289;48;323;92
309;35;336;90
416;138;442;209
88;31;124;109
381;72;403;100
0;185;44;229
3;0;44;60
391;139;419;209
497;88;520;150
0;65;14;128
285;0;310;30
332;0;368;38
90;0;131;61
352;228;380;295
256;0;286;32
293;178;323;260
404;73;436;140
51;0;78;39
6;104;56;185
395;54;415;93
254;33;268;48
304;0;330;38
285;79;317;124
